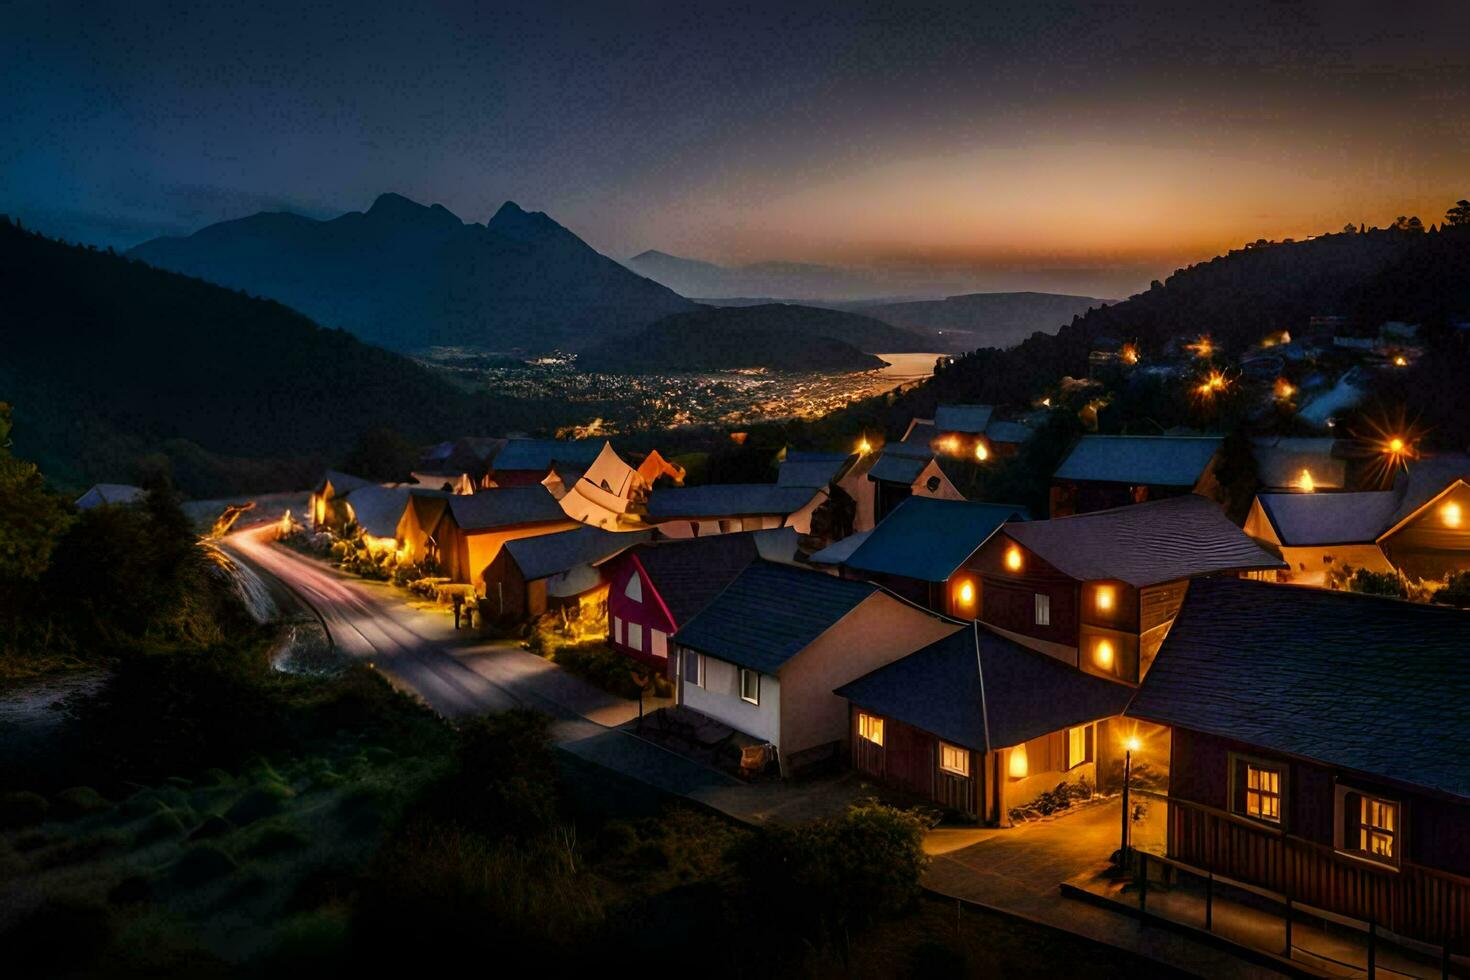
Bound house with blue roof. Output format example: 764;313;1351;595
838;623;1134;823
817;495;1028;617
932;404;1036;460
1049;434;1225;517
646;483;827;539
866;420;965;522
490;437;606;486
672;561;961;775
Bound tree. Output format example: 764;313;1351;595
0;403;74;583
342;426;421;482
1446;199;1470;227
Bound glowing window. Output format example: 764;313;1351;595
1444;502;1463;527
957;580;975;606
1034;593;1051;626
1066;726;1088;770
1245;764;1282;823
857;712;884;746
1093;638;1114;670
650;629;668;659
1095;585;1115;612
939;742;970;777
1005;545;1023;571
1007;742;1028;779
1359;796;1397;860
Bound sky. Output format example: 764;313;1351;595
4;0;1469;297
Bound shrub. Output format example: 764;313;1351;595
550;640;662;700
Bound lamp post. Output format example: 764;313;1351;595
1120;735;1141;857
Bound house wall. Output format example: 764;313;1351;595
1001;725;1099;816
839;467;877;533
974;533;1081;661
436;517;577;589
1381;482;1470;581
777;594;961;769
850;707;982;818
396;498;447;566
604;554;677;676
481;550;531;621
677;649;782;748
913;459;964;502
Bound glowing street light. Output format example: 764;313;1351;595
856;436;872;455
1394;354;1408;367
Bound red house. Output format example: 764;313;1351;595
601;530;791;677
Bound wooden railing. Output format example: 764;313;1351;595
1153;791;1470;947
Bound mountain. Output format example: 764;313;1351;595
577;304;920;373
626;250;891;302
0;220;572;496
847;291;1113;352
126;195;698;353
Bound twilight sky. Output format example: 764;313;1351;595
4;0;1469;296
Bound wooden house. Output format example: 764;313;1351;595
489;438;604;486
645;484;824;538
838;623;1133;823
310;469;375;531
932;403;1033;460
823;495;1028;617
672;561;960;775
397;490;453;566
341;484;413;555
972;495;1285;683
546;441;650;529
418;436;507;489
428;487;578;590
1049;435;1224;517
74;483;146;510
1128;579;1470;952
482;524;651;623
601;530;793;677
867;421;965;523
1250;436;1347;493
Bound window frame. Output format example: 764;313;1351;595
857;712;884;746
1229;752;1287;827
1034;592;1051;626
650;628;668;660
627;620;644;652
739;668;760;705
938;741;970;777
683;648;703;688
1065;725;1090;770
1335;783;1402;868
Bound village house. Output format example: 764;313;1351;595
340;484;414;555
672;561;961;775
309;469;375;532
543;441;652;529
645;483;824;538
971;494;1285;684
813;495;1028;617
409;471;475;495
1127;578;1470;953
837;623;1134;823
418;436;506;489
1245;453;1470;584
1049;435;1224;517
428;487;578;590
489;437;605;486
867;421;965;523
931;403;1034;459
396;489;453;566
602;529;796;677
74;483;146;510
1250;436;1347;493
481;524;652;623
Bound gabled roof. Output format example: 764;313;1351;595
504;525;652;581
838;625;1135;752
808;530;873;566
444;487;567;531
1129;578;1470;800
646;484;819;519
845;496;1028;582
778;453;856;489
1252;436;1347;491
345;485;411;538
75;483;147;509
1053;435;1223;487
1382;454;1470;535
492;438;604;473
984;420;1034;445
1255;491;1400;546
675;561;879;673
868;444;933;485
315;469;375;496
1004;494;1285;587
620;532;765;626
935;404;994;435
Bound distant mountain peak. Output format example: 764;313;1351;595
487;199;578;247
365;192;461;227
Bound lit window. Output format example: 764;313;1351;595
1007;742;1028;779
1095;585;1114;612
1359;795;1397;860
858;712;884;746
684;649;702;687
1245;764;1282;823
1034;593;1051;626
1445;502;1463;528
627;621;643;652
1093;638;1114;670
624;572;643;602
957;580;975;606
1066;726;1088;769
939;742;970;777
650;629;667;659
613;616;623;644
1005;545;1023;571
739;668;760;705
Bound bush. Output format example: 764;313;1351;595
426;711;561;839
549;640;663;700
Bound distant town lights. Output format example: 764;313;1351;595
1394;355;1408;367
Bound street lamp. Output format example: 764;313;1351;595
1120;734;1142;857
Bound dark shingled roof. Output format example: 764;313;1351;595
625;532;765;626
504;525;651;581
1129;578;1470;800
778;453;855;489
676;561;878;673
445;487;566;531
344;485;411;538
492;438;604;473
845;496;1028;582
1005;495;1285;587
1255;491;1400;546
315;469;375;496
647;484;818;519
1382;454;1470;533
1251;436;1346;491
1053;435;1223;487
838;625;1135;752
869;443;933;485
935;404;994;434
